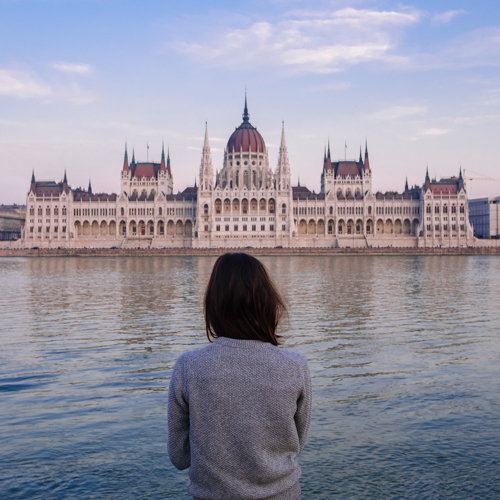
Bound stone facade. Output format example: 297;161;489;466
21;101;474;249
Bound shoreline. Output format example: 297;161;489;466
1;247;500;257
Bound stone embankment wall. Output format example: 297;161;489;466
1;246;500;258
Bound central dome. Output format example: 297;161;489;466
227;99;266;153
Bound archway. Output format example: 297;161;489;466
403;219;411;234
176;220;183;235
100;221;108;236
356;219;363;234
327;219;334;235
346;219;354;235
75;221;82;236
167;220;175;235
109;221;116;236
185;220;193;236
394;219;402;234
385;219;393;234
366;219;374;235
317;219;325;235
298;219;307;234
119;220;126;236
147;220;154;236
376;219;384;234
129;220;137;236
91;221;99;236
157;220;164;236
338;219;345;234
138;220;146;236
308;219;316;234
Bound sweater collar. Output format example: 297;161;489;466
214;337;273;349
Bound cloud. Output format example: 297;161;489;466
52;62;93;75
420;128;452;136
366;106;427;120
172;7;421;73
59;83;98;105
431;10;466;25
0;69;51;98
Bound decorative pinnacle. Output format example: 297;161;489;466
31;169;35;183
63;169;67;184
161;141;165;161
243;91;249;123
124;142;128;160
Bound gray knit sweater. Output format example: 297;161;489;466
167;337;312;500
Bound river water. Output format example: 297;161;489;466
1;255;499;499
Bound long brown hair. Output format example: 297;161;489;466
204;253;286;346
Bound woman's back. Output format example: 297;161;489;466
168;337;311;500
167;253;312;500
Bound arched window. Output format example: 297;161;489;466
204;204;209;215
435;205;440;214
426;205;431;214
282;203;287;214
235;171;239;187
38;207;42;216
159;207;163;216
443;204;448;214
54;206;59;216
30;207;34;216
452;204;456;214
215;199;222;214
460;204;464;214
252;171;257;187
62;206;67;216
46;207;50;216
329;206;333;215
368;206;372;215
121;207;125;216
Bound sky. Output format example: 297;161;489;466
1;0;500;204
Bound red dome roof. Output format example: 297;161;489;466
227;100;266;153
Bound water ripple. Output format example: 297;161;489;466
1;255;500;498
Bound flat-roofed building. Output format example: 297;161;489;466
469;197;500;239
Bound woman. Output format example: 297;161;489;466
168;253;312;500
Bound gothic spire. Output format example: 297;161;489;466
327;139;331;159
280;121;287;150
160;141;166;172
425;165;430;183
123;143;129;172
405;176;409;191
132;148;135;164
364;139;370;171
459;165;463;181
359;145;362;163
88;179;92;194
63;169;67;184
31;169;35;184
243;91;249;123
167;147;171;175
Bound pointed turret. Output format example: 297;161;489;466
425;166;430;183
131;148;135;164
243;92;249;123
88;179;92;194
199;122;213;191
323;139;333;172
458;166;464;191
359;145;362;163
405;177;409;191
63;169;67;184
327;140;331;160
276;121;291;191
123;143;129;172
364;139;370;171
30;170;36;193
160;142;166;172
167;148;171;176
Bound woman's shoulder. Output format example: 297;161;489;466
273;345;308;368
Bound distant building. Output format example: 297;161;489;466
21;99;474;248
0;205;26;241
469;197;500;239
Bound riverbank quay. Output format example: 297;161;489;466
1;246;500;258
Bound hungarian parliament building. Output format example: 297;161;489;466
23;100;474;249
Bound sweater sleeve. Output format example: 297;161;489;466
167;354;191;470
295;358;312;453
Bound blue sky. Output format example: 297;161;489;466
1;0;500;203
